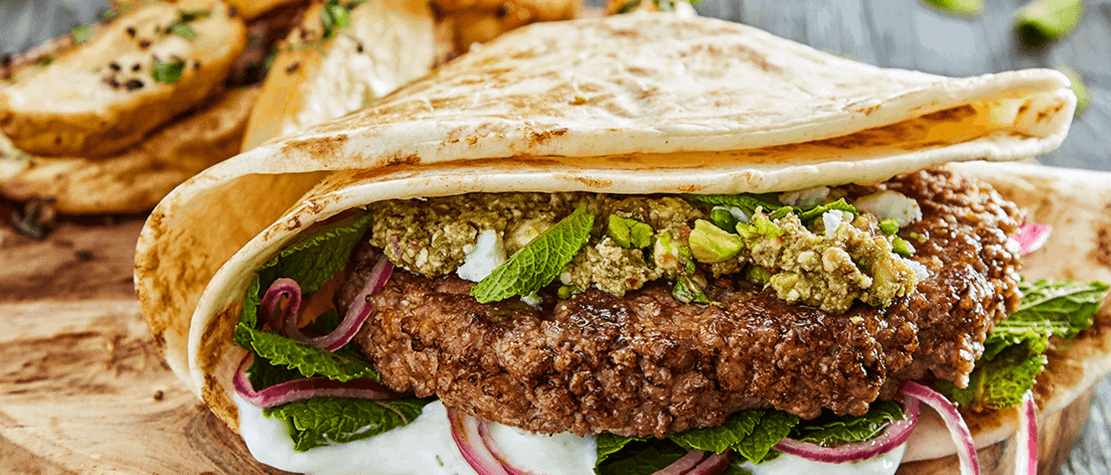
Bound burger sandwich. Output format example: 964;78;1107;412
134;12;1111;475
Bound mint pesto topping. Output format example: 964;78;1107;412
368;189;925;312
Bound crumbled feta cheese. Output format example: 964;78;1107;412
456;230;506;282
779;186;830;208
821;209;844;237
520;294;542;306
854;191;923;227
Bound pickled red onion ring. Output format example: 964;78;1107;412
233;354;396;409
773;396;920;463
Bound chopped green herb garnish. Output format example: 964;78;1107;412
616;0;642;13
152;58;185;83
36;54;55;66
320;0;363;38
179;9;212;22
168;22;196;39
73;25;95;43
920;0;984;17
1016;0;1083;48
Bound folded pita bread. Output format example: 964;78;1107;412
134;12;1101;474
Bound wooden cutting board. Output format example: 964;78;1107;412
0;211;287;474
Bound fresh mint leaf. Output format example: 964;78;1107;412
247;351;303;390
685;194;784;217
1010;279;1108;338
791;400;904;447
257;213;373;294
671;409;762;454
733;410;798;464
234;323;378;382
471;205;594;303
796;198;857;222
596;433;640;467
152;58;185;84
595;438;686;475
266;397;429;451
685;195;855;224
938;278;1107;411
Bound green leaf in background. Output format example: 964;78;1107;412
256;213;373;294
72;25;95;43
790;400;905;447
471;205;594;303
1016;0;1083;48
920;0;984;18
152;58;185;83
1059;67;1089;116
265;397;429;451
234;323;379;382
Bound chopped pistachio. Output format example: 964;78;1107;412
710;207;739;232
557;285;575;299
908;232;927;243
892;237;916;257
738;213;783;240
672;276;710;304
745;265;773;285
1016;0;1082;48
607;215;654;249
878;219;900;236
690;219;744;263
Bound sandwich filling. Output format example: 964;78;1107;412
229;168;1107;473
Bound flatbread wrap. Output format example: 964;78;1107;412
134;11;1111;475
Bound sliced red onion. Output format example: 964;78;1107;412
687;451;730;475
233;354;396;409
447;408;512;475
902;381;980;475
773;396;920;464
653;450;709;475
263;257;394;352
1015;224;1051;255
1016;391;1038;475
261;278;302;334
474;417;538;475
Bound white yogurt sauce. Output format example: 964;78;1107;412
748;443;906;475
236;395;598;475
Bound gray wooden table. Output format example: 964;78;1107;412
2;0;1110;473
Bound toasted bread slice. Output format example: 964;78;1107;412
241;0;441;150
0;0;247;158
432;0;579;52
0;87;260;214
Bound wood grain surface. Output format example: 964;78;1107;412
1;0;1110;474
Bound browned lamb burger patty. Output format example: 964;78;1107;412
339;168;1023;439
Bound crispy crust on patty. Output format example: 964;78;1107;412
346;169;1023;438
